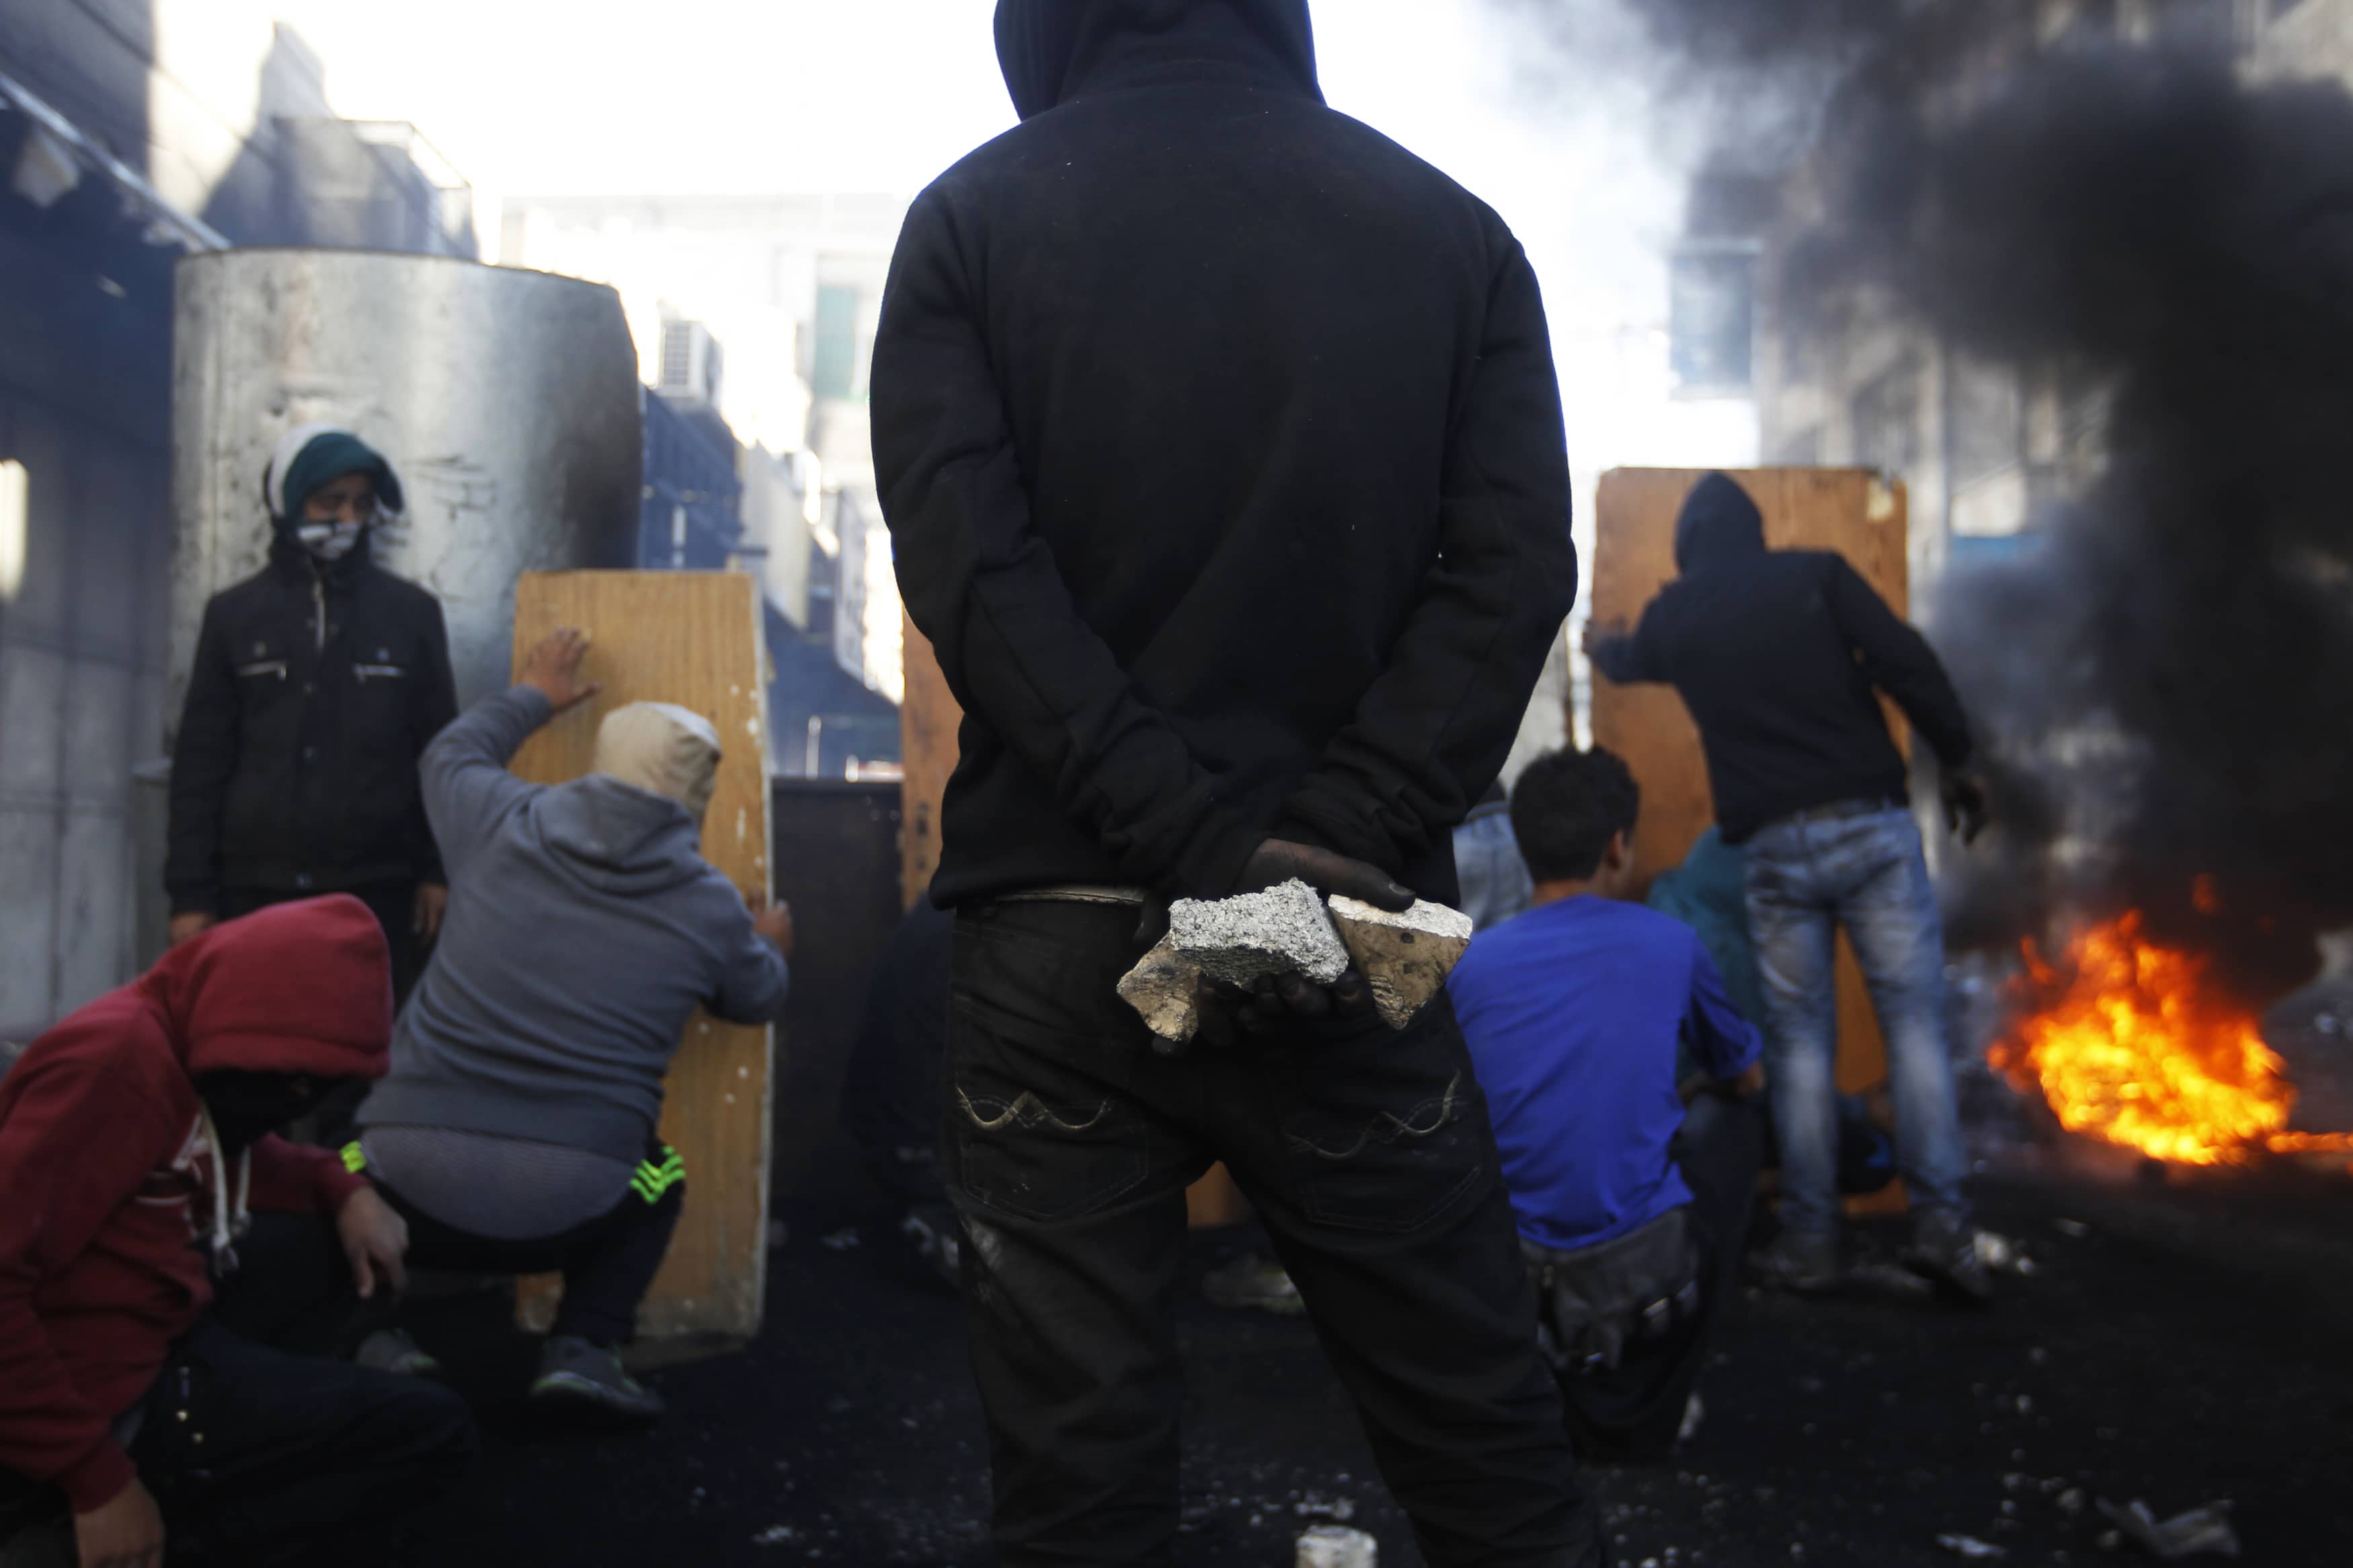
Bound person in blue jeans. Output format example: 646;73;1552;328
1587;472;1993;1301
1453;778;1536;932
1450;747;1766;1460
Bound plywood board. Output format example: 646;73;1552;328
900;614;962;911
507;570;773;1340
1590;468;1909;1112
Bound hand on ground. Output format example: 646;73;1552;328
413;883;448;942
75;1477;165;1568
167;911;216;946
337;1185;409;1299
520;626;602;714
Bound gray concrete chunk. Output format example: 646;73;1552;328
1327;895;1474;1030
1169;878;1351;987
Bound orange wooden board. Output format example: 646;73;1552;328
1590;468;1910;1124
507;570;773;1339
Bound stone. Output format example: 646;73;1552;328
1297;1525;1379;1568
1117;935;1203;1050
1326;896;1474;1030
1169;878;1351;988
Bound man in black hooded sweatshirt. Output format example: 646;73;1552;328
1587;472;1992;1302
871;2;1591;1563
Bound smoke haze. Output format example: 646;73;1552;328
1519;2;2353;997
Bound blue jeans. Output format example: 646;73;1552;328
1743;804;1967;1235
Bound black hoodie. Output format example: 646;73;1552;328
873;0;1576;905
1589;472;1974;843
167;530;458;911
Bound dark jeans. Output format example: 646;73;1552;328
1553;1095;1767;1462
226;882;426;1009
372;1143;685;1346
946;900;1597;1568
1;1214;476;1568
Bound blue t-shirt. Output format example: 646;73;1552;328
1447;895;1761;1252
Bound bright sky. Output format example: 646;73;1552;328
269;0;1757;574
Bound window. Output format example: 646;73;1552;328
1950;356;2024;488
1851;360;1922;474
0;460;26;602
1668;247;1757;396
812;285;859;401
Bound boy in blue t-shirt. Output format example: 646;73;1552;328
1449;746;1767;1460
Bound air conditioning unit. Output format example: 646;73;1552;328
657;319;723;406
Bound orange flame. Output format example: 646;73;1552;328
1991;911;2353;1167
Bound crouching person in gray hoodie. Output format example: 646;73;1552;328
348;628;793;1422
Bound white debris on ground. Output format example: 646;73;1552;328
2097;1498;2241;1560
1171;879;1351;987
1296;1522;1380;1567
1975;1231;2037;1275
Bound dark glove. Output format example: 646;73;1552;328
1234;838;1414;912
1940;771;1990;845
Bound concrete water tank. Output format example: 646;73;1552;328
166;248;642;722
142;249;641;964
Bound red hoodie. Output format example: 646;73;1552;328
0;895;390;1512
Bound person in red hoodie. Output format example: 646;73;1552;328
0;895;475;1568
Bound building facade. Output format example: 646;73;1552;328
497;192;910;705
1728;0;2347;597
0;0;473;1038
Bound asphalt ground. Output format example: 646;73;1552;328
392;1138;2353;1568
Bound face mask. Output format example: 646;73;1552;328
296;521;366;561
195;1069;337;1154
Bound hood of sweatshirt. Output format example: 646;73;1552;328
136;894;393;1079
1673;472;1767;573
994;0;1320;121
532;774;712;898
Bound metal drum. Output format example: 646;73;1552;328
167;248;641;724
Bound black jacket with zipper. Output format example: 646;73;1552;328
1588;472;1975;845
165;535;458;912
873;0;1577;907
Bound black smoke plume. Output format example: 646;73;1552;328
1513;2;2353;998
1798;44;2353;999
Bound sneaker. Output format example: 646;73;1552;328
1749;1229;1843;1293
1900;1212;1995;1306
530;1334;664;1423
354;1328;443;1380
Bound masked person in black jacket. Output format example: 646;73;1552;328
872;3;1591;1563
166;426;458;1007
1587;472;1993;1303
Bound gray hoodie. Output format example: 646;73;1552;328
356;687;789;1162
